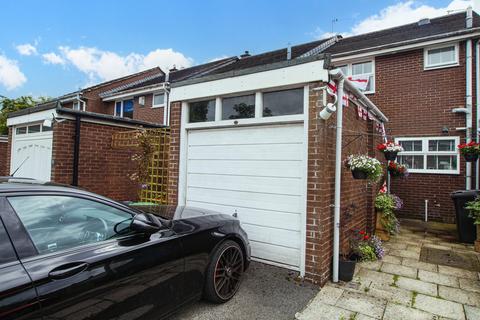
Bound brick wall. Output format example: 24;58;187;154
0;139;8;176
167;101;182;205
369;43;469;223
103;94;164;125
305;82;380;285
51;120;139;201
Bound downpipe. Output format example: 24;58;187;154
476;40;480;189
466;39;473;190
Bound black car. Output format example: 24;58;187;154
0;177;250;320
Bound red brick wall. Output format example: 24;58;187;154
51;120;139;201
167;101;182;205
305;83;380;285
368;43;469;223
0;140;8;176
103;94;164;125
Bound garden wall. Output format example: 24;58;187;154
0;136;8;176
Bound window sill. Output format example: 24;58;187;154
404;170;460;175
424;63;459;71
152;105;165;109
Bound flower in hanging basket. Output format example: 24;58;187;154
345;154;383;182
377;141;403;161
387;161;409;178
458;141;480;162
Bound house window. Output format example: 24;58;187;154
262;88;304;117
72;101;81;111
424;44;458;69
16;127;27;135
189;99;216;123
115;99;134;119
337;60;375;93
222;95;255;120
395;137;459;174
153;93;165;108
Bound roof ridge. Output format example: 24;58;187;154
176;57;239;81
99;72;164;98
298;36;339;58
83;66;164;92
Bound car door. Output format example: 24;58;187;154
4;193;185;320
0;198;42;320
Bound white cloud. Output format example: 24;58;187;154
42;52;65;65
16;43;37;56
314;0;473;39
54;46;193;83
0;55;27;90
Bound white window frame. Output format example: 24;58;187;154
114;99;134;118
152;92;165;109
395;136;460;174
336;59;375;94
184;85;306;129
72;101;81;111
424;43;459;70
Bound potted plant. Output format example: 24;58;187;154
387;162;409;178
345;154;383;182
374;193;402;241
351;230;385;262
465;197;480;252
377;141;404;161
458;141;480;162
338;252;358;282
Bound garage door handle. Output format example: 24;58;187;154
49;262;89;279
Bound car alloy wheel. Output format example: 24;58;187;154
213;245;243;300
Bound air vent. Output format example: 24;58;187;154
418;18;430;26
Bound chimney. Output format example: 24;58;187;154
466;6;473;28
169;65;178;72
287;43;292;60
240;51;251;58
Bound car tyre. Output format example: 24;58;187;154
204;240;244;303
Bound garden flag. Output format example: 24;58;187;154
327;80;349;107
348;75;370;92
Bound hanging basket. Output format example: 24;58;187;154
383;151;398;161
464;153;479;162
351;169;368;179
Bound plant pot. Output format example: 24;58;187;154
351;169;368;180
464;153;479;162
339;258;357;282
375;212;391;241
384;151;398;161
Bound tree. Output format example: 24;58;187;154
0;96;50;135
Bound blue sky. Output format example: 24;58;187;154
0;0;472;98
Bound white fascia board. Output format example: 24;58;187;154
170;60;328;102
332;32;480;63
7;109;58;127
102;85;166;101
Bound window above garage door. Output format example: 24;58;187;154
186;86;307;129
15;123;52;135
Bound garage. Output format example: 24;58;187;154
10;123;53;181
185;124;306;270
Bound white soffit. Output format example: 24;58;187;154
170;60;327;101
7;109;58;127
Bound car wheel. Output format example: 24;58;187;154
204;240;244;303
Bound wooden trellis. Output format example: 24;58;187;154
112;128;170;204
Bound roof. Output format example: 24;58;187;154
324;11;480;57
7;100;61;118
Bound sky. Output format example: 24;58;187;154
0;0;477;98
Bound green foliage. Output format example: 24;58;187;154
465;197;480;224
375;193;400;235
357;244;377;261
375;194;395;212
0;96;50;134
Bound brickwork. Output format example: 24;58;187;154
102;94;164;125
368;43;470;223
51;120;138;201
167;101;182;205
0;139;8;176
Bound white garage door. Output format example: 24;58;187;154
185;124;305;269
11;125;53;181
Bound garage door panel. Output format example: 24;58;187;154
185;201;301;231
249;241;300;268
187;173;302;196
188;159;302;178
242;224;300;249
188;125;303;146
187;187;302;213
188;143;303;161
12;133;52;181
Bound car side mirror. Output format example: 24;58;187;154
130;213;163;235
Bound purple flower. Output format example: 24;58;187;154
391;194;404;210
370;235;385;259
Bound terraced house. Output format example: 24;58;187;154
5;8;480;284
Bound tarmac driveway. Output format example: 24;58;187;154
170;262;319;320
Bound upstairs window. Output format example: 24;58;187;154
153;93;165;108
222;95;255;120
337;60;375;93
72;101;81;111
115;99;134;119
395;137;459;174
424;44;458;69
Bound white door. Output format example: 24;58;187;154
11;125;53;181
185;124;305;270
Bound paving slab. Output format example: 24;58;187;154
335;290;387;319
465;305;480;320
459;278;480;293
368;282;413;306
382;255;403;265
395;276;437;296
360;260;383;271
381;263;417;279
383;302;438;320
418;269;459;287
389;249;420;260
402;258;438;272
295;301;354;320
438;285;480;307
438;265;479;280
414;294;465;320
313;285;344;306
355;268;395;286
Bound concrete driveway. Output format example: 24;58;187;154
170;262;319;320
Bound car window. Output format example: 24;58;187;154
0;217;17;264
8;196;134;255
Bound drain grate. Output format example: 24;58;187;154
420;247;480;272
